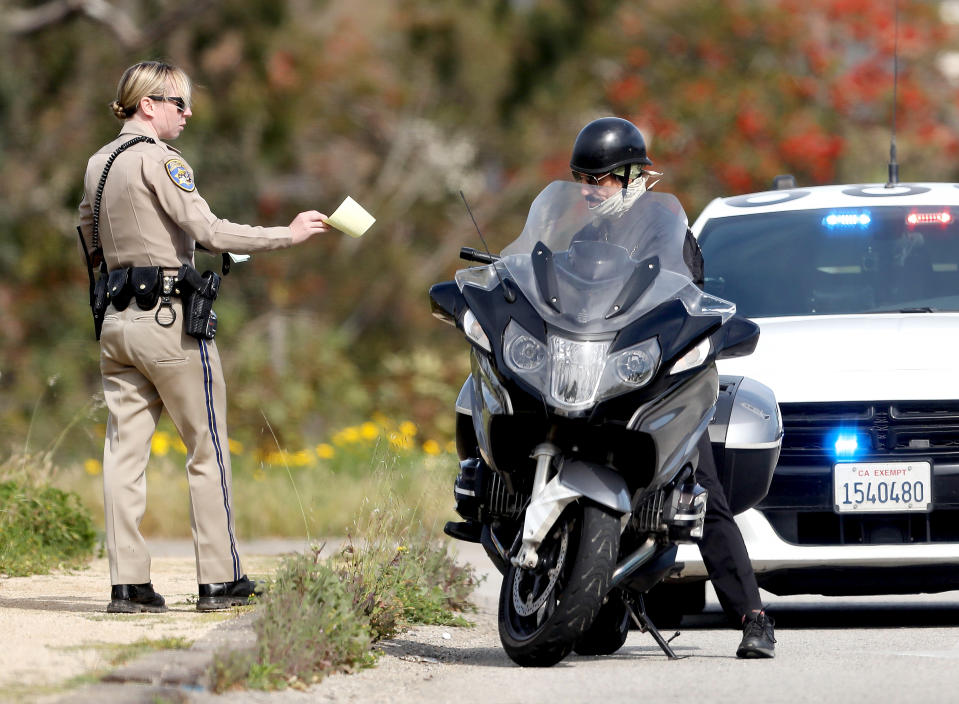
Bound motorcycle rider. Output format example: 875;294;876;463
447;117;776;659
572;116;774;658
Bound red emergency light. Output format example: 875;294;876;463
906;211;953;226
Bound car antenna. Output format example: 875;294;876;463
885;0;901;187
459;190;515;303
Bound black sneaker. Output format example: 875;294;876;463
736;611;776;659
197;574;259;611
107;582;167;613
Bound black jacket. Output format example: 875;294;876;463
684;227;704;289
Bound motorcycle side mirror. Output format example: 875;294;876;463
714;315;760;359
430;281;467;326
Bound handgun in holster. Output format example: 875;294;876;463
177;265;220;340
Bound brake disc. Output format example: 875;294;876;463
512;526;569;617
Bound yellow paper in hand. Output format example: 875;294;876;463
325;196;376;238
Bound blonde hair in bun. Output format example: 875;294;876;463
111;60;192;121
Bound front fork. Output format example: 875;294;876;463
513;443;581;569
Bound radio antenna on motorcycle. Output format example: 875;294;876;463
885;0;901;187
460;190;515;302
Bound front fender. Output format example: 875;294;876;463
559;460;631;514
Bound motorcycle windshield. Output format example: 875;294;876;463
498;182;734;334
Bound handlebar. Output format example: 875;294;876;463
460;247;500;264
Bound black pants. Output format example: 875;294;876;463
694;431;763;621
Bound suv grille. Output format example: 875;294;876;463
779;401;959;458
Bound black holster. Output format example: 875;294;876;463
178;265;220;340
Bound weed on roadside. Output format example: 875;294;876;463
0;477;96;576
211;454;478;692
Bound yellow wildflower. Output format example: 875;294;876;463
445;440;457;455
316;443;335;460
151;431;170;457
422;440;442;455
388;432;414;451
228;438;244;455
83;458;102;476
399;421;418;437
253;467;266;482
360;422;379;441
333;426;362;445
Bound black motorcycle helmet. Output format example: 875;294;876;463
569;117;653;178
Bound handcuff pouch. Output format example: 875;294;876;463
131;266;162;310
107;268;132;311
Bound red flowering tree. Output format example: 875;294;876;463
582;0;958;209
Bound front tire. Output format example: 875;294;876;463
498;501;620;667
572;590;630;656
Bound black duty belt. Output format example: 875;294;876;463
106;264;220;334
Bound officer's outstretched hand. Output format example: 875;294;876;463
290;210;331;244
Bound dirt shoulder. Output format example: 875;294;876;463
0;540;310;703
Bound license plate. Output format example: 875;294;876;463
833;461;932;513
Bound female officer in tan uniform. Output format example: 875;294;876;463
78;61;331;613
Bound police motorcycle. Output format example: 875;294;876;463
430;181;782;667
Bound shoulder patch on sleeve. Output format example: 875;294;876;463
164;158;195;192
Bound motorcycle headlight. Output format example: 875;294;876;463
550;336;611;409
502;324;662;412
503;320;549;390
462;308;491;352
506;328;547;371
669;337;711;375
615;347;657;385
597;337;661;402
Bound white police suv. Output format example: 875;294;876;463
676;180;959;600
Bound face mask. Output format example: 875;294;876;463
589;173;649;217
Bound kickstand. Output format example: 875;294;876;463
628;595;687;660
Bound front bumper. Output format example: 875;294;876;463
673;508;959;595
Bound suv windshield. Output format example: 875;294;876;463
699;206;959;317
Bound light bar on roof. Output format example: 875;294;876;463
822;211;871;229
906;211;953;226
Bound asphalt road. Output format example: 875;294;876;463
40;540;959;704
181;542;959;704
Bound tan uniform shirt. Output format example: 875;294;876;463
78;120;292;269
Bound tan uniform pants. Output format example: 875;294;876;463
99;300;242;585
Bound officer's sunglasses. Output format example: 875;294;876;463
148;95;187;113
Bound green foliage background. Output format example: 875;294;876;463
1;0;957;464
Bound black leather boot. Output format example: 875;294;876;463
197;574;259;611
107;582;167;613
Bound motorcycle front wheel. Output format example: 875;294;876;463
498;500;620;667
572;589;630;656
